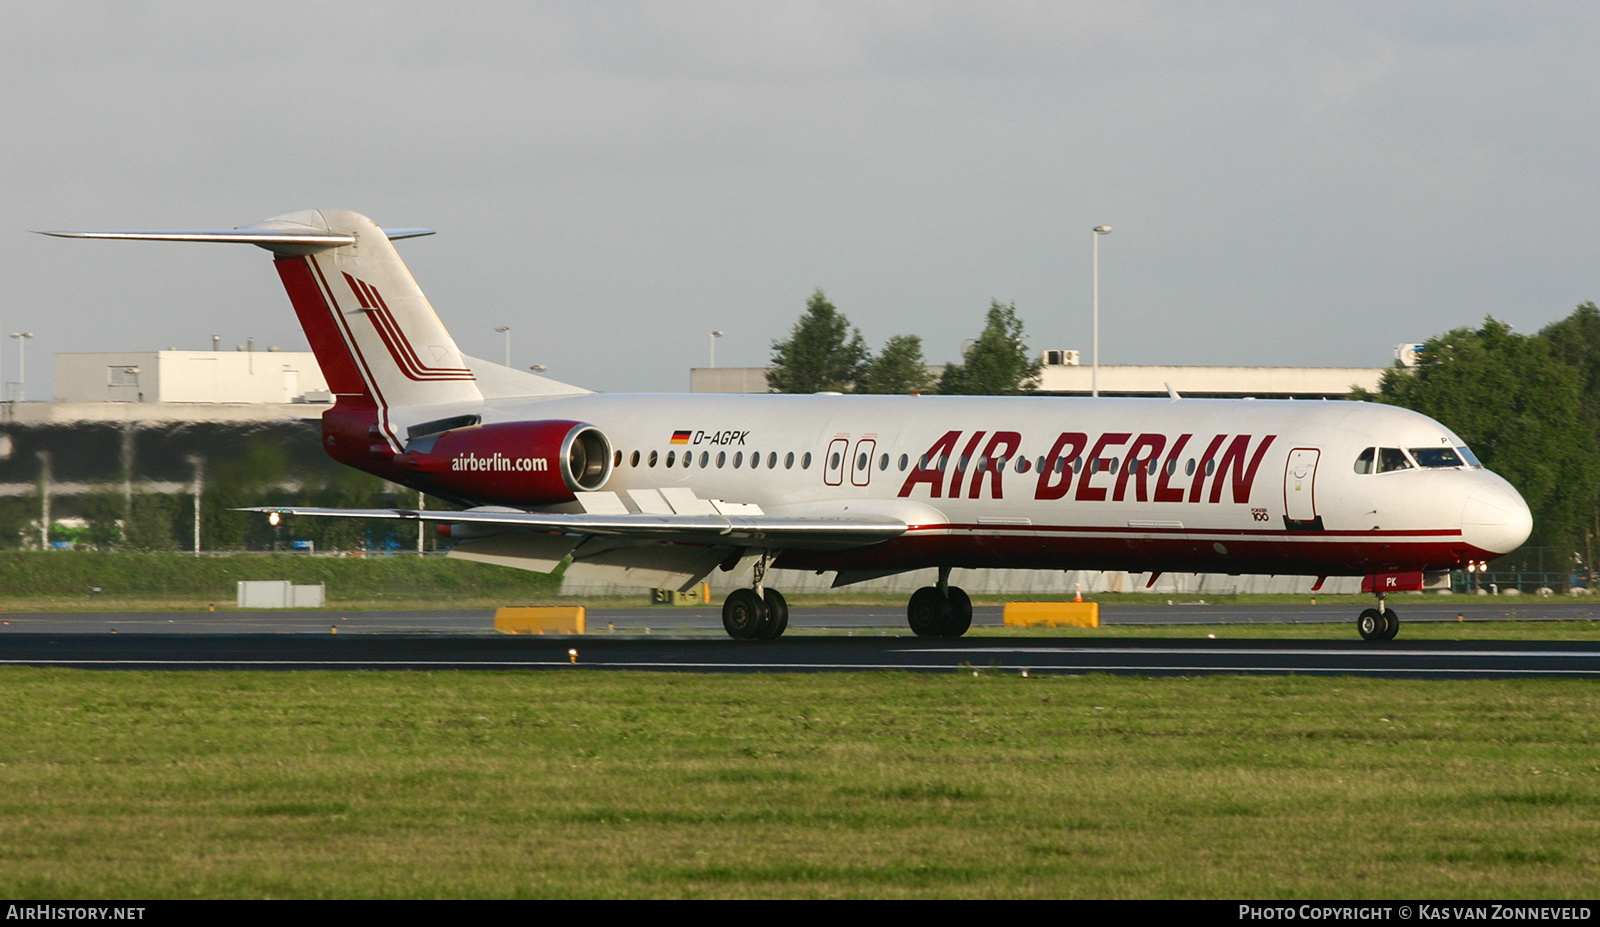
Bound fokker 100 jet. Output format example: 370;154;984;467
43;210;1534;640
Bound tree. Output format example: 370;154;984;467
1538;302;1600;566
767;289;869;393
936;300;1042;396
854;334;935;395
1352;317;1600;556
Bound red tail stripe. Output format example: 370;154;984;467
340;271;474;381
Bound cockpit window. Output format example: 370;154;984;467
1410;447;1464;468
1378;447;1413;473
1456;446;1482;468
1354;447;1375;474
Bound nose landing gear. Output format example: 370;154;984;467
1357;593;1399;641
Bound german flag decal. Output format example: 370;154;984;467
670;430;692;445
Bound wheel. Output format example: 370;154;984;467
722;588;767;640
1357;607;1384;641
907;586;950;638
1380;608;1400;641
760;588;789;639
943;586;973;638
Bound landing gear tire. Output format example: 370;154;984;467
1379;608;1400;641
760;589;789;640
908;586;950;638
944;587;973;638
1357;607;1385;641
907;585;972;638
722;588;767;641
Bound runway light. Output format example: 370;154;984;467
568;648;578;664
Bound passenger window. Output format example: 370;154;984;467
1353;447;1374;474
648;450;658;468
1378;447;1412;473
666;450;676;467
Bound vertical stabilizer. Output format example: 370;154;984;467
267;210;483;450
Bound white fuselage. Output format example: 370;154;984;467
409;391;1531;578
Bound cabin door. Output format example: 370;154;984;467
1283;448;1321;529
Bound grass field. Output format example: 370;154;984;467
2;668;1598;899
0;550;563;610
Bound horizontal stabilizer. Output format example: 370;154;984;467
35;226;432;255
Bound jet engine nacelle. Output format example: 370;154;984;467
394;419;612;505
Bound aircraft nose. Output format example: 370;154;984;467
1461;479;1533;556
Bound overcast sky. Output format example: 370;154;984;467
5;2;1600;396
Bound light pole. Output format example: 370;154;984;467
495;326;511;367
10;332;33;402
188;455;204;556
709;330;724;368
1091;227;1111;397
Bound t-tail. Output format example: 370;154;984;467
264;210;482;453
40;209;498;463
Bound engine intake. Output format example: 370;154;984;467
394;419;612;505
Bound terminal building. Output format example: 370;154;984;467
691;350;1389;399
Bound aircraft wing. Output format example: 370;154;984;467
236;505;907;551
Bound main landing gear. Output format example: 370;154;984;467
721;553;789;641
718;558;974;641
907;567;973;639
1356;593;1400;641
721;587;788;640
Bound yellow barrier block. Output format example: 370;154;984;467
494;606;585;635
1003;601;1099;628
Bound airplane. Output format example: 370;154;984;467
43;209;1534;641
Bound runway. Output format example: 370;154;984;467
2;606;1599;678
1;599;1591;635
